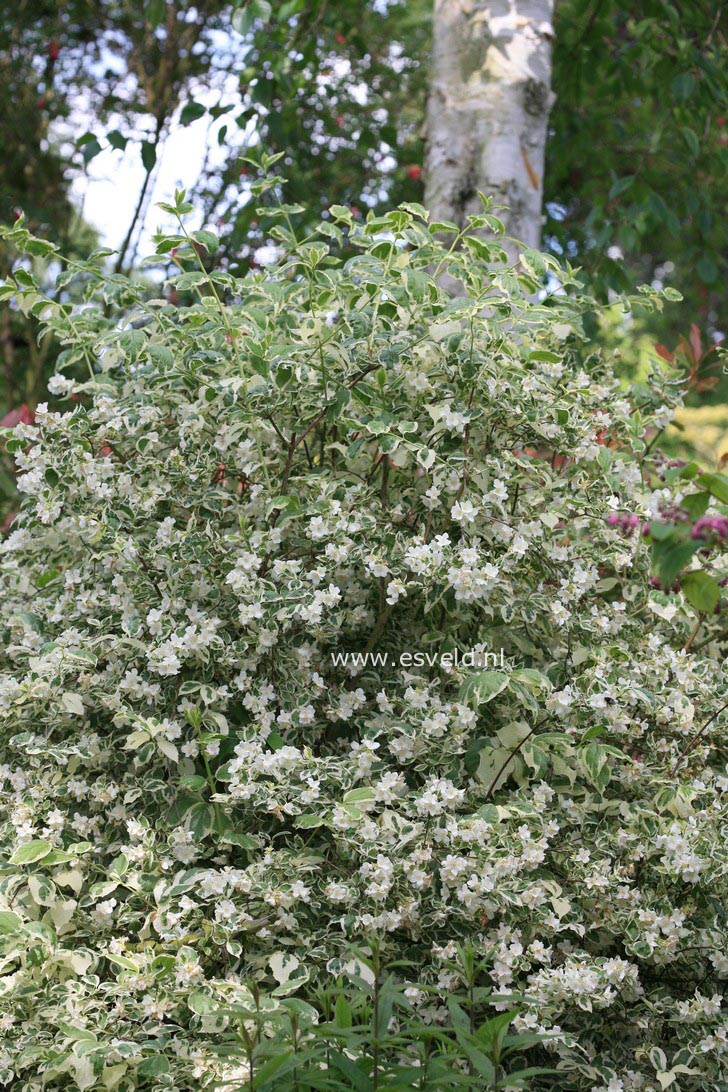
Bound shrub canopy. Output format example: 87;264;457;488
0;182;727;1090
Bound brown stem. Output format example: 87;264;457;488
364;604;396;655
279;364;378;486
281;431;297;493
380;458;389;508
265;415;287;445
671;699;728;776
684;616;702;651
482;729;534;802
692;628;728;652
482;716;549;803
114;114;164;275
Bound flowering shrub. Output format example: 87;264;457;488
0;172;727;1090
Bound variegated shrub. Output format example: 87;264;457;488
0;172;727;1091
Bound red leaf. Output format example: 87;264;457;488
654;343;673;363
2;510;18;535
689;323;703;364
0;404;35;428
676;334;694;366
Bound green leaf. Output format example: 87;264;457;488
475;1008;518;1050
23;238;59;257
188;992;217;1015
327;385;350;419
327;1052;370;1092
141;140;157;172
252;1051;300;1090
119;329;146;359
696;256;718;285
9;839;53;865
406;269;429;302
681;492;710;518
192;229;219;254
187;802;215;839
137;1055;169;1077
294;813;325;829
681;571;720;614
649;520;674;541
528;350;561;363
107;952;138;971
342;787;375;805
145;0;166;26
180;102;206;125
521;741;549;779
697;472;728;503
652;537;699;586
230;9;252;34
459;670;509;707
671;71;696;101
0;910;22;933
107;129;127;151
509;668;552;692
452;1029;497;1080
175;271;207;291
79;136;102;163
180;774;207;792
147;343;174;369
220;829;258;849
609;176;636;198
334;993;352;1028
500;1066;560;1083
28;875;56;906
476;744;515;791
578;742;610;791
521;246;547;273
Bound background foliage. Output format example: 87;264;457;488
1;1;725;408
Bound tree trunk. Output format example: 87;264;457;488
424;0;555;259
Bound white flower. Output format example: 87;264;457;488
47;374;76;396
385;579;406;605
451;499;479;523
91;899;117;926
253;243;283;266
486;479;509;505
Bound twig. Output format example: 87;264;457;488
364;604;396;655
482;717;548;803
281;363;378;484
671;699;728;776
684;617;703;651
114;114;165;275
265;415;287;445
380;457;389;508
706;5;723;44
281;431;297;493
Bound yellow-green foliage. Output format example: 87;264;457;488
672;404;728;467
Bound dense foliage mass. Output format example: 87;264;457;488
2;0;726;420
0;179;727;1090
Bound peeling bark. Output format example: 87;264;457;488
424;0;555;259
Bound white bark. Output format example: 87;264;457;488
424;0;555;259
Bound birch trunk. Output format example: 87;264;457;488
424;0;555;259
